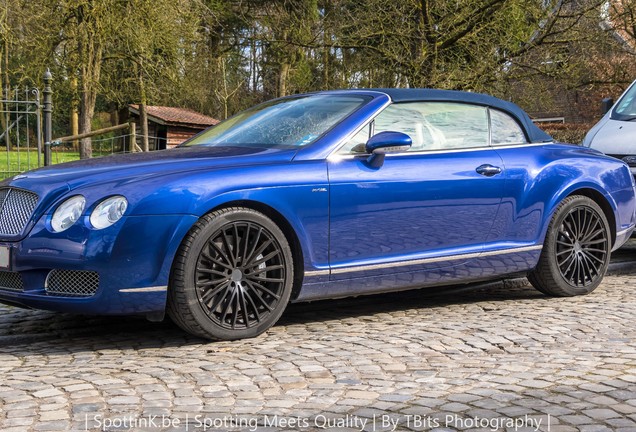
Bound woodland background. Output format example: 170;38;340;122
2;0;636;152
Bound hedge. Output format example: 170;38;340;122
537;123;595;145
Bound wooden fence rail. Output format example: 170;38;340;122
46;122;142;162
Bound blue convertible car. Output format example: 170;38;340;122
0;89;635;340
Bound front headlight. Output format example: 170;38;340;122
90;196;128;229
51;195;86;233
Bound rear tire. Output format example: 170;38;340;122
167;207;294;340
529;195;611;297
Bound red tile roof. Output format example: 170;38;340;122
129;105;220;128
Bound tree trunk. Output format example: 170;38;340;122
322;46;329;90
220;57;229;119
70;76;79;151
0;44;5;151
137;61;149;152
3;37;8;94
78;95;94;159
76;1;103;159
251;28;258;92
278;62;290;97
140;103;149;152
1;41;9;152
322;0;331;90
78;64;98;159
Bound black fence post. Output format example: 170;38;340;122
43;69;53;166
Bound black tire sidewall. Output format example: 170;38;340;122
542;196;611;296
175;208;294;340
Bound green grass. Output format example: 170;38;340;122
1;149;113;179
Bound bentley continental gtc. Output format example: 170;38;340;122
1;89;635;340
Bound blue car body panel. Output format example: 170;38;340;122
327;149;505;274
0;89;634;315
491;144;635;245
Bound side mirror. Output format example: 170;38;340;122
601;97;614;115
365;131;412;168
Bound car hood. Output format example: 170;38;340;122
588;119;636;155
3;146;298;195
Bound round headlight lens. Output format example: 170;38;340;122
51;195;86;233
90;196;128;230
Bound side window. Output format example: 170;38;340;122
490;109;527;145
339;124;371;154
373;104;435;151
338;102;490;154
401;103;488;150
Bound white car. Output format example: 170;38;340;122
583;79;636;177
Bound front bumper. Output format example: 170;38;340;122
0;213;197;316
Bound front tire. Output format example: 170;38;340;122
529;195;611;297
167;207;294;340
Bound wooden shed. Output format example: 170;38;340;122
128;105;220;150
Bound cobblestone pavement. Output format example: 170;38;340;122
0;270;635;431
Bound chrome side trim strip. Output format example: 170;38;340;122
616;225;635;238
304;270;330;277
479;245;543;257
119;286;168;293
329;245;543;275
491;141;554;150
328;142;552;161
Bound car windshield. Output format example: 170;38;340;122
612;81;636;121
183;94;370;148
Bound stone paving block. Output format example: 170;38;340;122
32;420;70;431
1;274;636;431
584;408;622;420
1;417;34;427
31;389;63;399
578;426;613;432
38;411;69;421
607;417;636;428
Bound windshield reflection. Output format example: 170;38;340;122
183;95;370;148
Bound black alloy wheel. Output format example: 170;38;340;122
195;221;286;330
554;205;609;287
529;195;611;297
168;207;294;340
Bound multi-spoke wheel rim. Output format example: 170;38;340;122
195;221;286;330
555;205;608;287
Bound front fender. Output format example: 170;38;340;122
188;167;329;274
132;160;330;276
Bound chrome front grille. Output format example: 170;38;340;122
46;269;100;297
0;188;39;236
0;271;24;292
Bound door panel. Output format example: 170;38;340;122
327;149;505;279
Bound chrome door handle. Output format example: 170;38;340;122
476;164;502;177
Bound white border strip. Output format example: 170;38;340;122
616;225;635;238
329;142;551;161
119;286;168;293
323;245;543;276
304;270;330;277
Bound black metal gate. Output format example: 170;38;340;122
0;86;43;178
